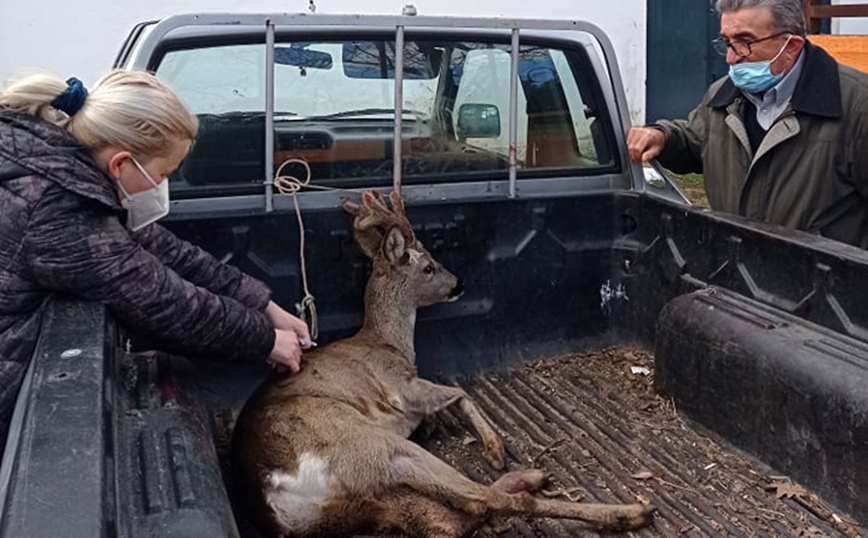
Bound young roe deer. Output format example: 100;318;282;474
232;190;655;537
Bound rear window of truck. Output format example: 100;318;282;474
154;36;617;197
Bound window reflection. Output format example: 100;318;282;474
156;38;615;196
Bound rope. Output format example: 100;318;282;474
272;158;323;340
273;157;412;341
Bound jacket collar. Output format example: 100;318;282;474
0;110;122;210
708;40;842;119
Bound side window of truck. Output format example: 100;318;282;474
154;37;616;197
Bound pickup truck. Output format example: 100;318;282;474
0;12;865;538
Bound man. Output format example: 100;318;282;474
628;0;868;249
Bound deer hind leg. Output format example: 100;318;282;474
403;379;505;469
377;489;485;538
389;441;654;532
523;498;655;531
376;467;545;537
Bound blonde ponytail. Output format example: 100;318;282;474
0;74;70;123
0;70;198;157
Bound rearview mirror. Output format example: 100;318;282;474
274;44;333;69
456;104;501;139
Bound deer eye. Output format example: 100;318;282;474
423;264;435;275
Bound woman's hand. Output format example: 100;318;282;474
268;329;304;374
265;300;312;348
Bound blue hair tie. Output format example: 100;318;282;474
51;77;88;116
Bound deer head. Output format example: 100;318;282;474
343;190;463;312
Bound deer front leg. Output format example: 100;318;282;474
404;379;505;469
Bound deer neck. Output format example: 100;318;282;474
359;277;417;363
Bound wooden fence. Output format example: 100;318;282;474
804;0;868;71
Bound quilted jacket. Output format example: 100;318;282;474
0;110;276;440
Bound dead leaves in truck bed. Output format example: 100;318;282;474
416;346;864;538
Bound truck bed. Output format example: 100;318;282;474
219;346;861;537
6;300;864;537
408;348;860;538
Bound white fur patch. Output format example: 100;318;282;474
265;453;332;532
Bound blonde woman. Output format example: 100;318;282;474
0;71;310;441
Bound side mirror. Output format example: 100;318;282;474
456;103;501;139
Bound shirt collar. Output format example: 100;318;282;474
775;48;805;102
742;49;804;108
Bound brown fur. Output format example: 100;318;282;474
232;191;655;537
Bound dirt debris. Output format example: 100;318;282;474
419;346;865;537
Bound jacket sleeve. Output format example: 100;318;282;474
652;90;713;175
24;188;275;362
852;92;868;201
131;223;272;311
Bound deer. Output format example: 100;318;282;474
231;190;656;537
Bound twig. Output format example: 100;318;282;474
756;506;787;519
540;487;585;502
532;438;568;466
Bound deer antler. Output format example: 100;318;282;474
342;190;418;249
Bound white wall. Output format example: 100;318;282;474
0;0;647;123
832;0;868;34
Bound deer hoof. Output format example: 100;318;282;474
611;503;657;530
518;469;548;492
484;438;506;470
493;469;548;493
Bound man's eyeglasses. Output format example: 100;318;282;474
712;31;790;57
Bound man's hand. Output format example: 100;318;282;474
268;329;304;374
265;300;312;348
627;126;666;163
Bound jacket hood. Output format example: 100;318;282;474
0;110;122;210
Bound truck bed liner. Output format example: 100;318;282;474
414;348;862;538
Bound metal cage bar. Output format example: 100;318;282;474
508;28;520;198
393;25;405;196
264;20;275;211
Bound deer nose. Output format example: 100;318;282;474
449;279;464;298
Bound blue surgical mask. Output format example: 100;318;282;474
728;36;792;94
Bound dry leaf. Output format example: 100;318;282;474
631;471;655;480
768;478;808;499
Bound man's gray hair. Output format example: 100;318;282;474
715;0;807;37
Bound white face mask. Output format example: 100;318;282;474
117;157;170;231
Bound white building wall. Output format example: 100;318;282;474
0;0;648;123
832;0;868;34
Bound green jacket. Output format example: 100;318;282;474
655;42;868;249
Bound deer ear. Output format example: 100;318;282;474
383;226;407;264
